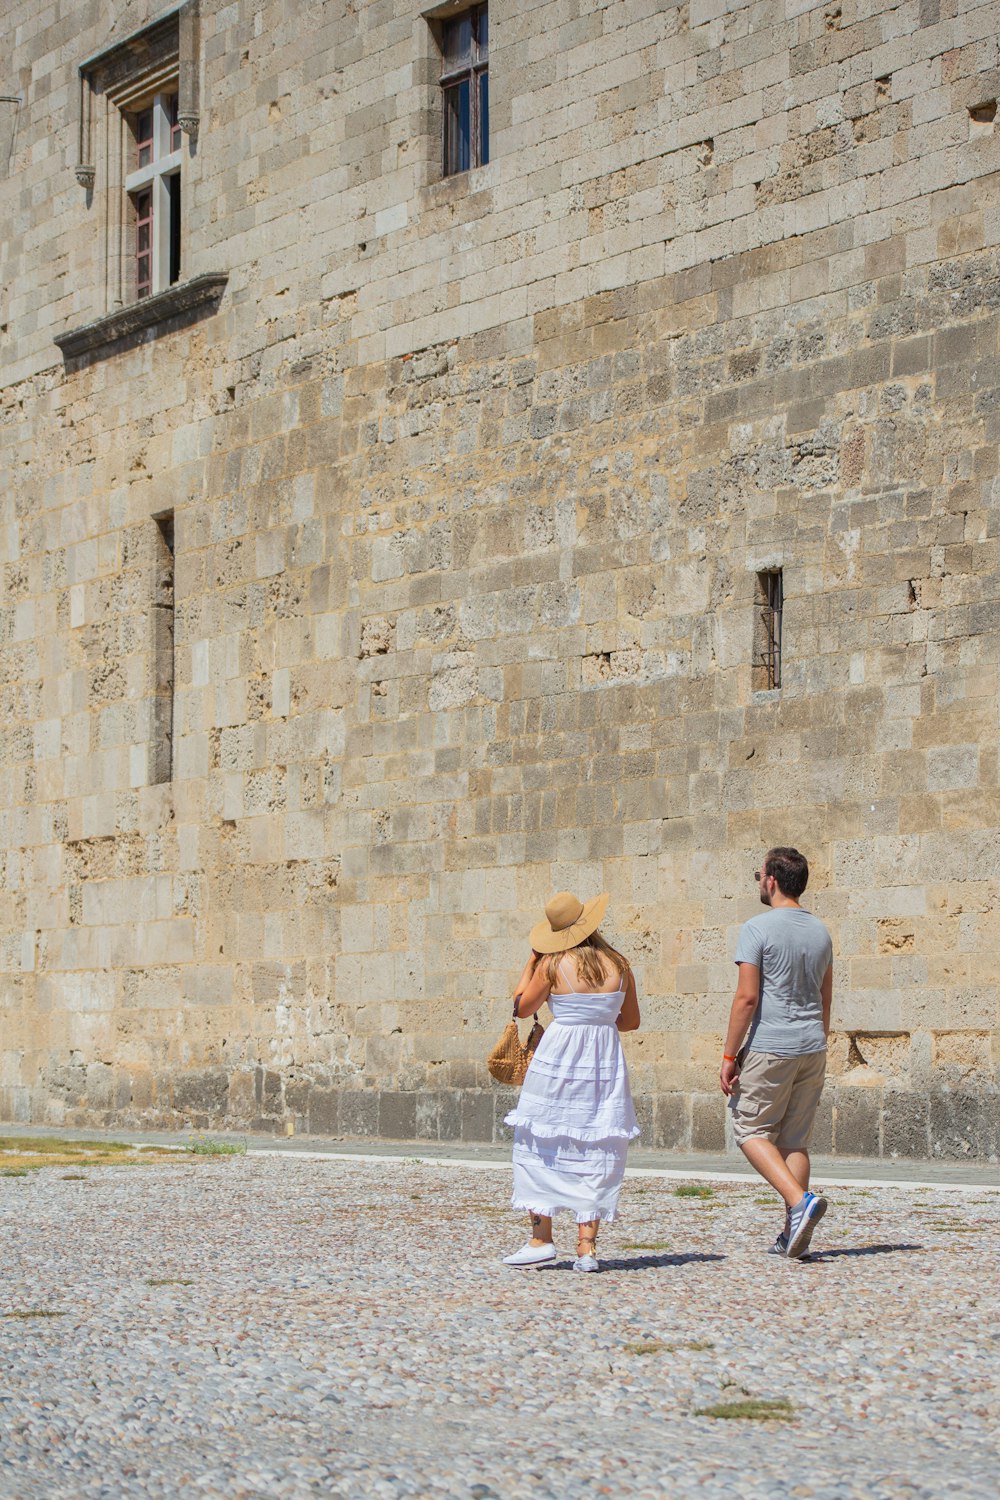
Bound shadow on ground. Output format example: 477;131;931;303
806;1243;924;1262
556;1252;728;1272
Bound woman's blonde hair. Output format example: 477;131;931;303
542;930;630;992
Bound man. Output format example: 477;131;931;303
720;847;833;1259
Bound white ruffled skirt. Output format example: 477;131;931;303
504;1016;639;1224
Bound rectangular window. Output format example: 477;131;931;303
125;90;182;299
135;187;153;298
441;5;488;176
72;5;204;323
168;93;182;154
136;106;154;168
753;570;783;691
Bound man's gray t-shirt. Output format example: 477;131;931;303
734;907;833;1057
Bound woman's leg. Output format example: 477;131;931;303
529;1212;553;1246
576;1218;599;1257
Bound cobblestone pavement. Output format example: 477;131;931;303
1;1154;997;1499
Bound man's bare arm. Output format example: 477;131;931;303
719;962;759;1097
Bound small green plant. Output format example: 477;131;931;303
3;1309;66;1320
186;1138;245;1156
932;1225;984;1233
145;1277;194;1287
623;1241;671;1251
60;1173;87;1181
695;1398;794;1421
674;1184;715;1199
1;1167;29;1178
625;1338;715;1356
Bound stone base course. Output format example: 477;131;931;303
28;1074;999;1163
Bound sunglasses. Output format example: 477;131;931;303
754;870;768;882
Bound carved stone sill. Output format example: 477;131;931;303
54;272;228;360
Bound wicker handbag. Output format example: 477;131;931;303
487;998;544;1086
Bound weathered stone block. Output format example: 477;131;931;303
308;1089;340;1137
810;1094;835;1156
883;1090;931;1159
691;1093;726;1152
652;1092;690;1150
173;1069;230;1117
379;1091;416;1140
439;1091;464;1143
461;1091;494;1144
339;1091;379;1139
929;1090;999;1160
833;1087;884;1157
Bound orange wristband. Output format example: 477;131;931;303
722;1054;738;1062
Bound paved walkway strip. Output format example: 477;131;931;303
5;1121;998;1190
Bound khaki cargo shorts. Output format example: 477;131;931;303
728;1048;827;1150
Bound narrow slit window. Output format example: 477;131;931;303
441;5;489;176
152;513;175;784
753;570;783;691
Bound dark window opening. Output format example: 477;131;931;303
753;570;783;691
168;172;182;285
441;5;488;176
152;513;175;784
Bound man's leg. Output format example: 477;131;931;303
740;1137;808;1207
775;1149;809;1241
775;1054;828;1257
731;1054;803;1207
781;1148;810;1193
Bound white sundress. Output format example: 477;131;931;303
504;965;640;1224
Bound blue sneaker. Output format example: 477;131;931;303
768;1232;788;1256
786;1192;827;1259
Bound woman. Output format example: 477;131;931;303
502;891;641;1272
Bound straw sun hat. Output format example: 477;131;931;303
529;891;610;955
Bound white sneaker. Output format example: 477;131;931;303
573;1254;599;1272
502;1241;557;1267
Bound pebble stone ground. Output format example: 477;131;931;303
1;1153;998;1500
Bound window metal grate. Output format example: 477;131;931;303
753;570;783;691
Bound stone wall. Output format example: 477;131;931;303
1;0;999;1158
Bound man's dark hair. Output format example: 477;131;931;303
764;847;809;898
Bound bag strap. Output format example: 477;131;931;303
512;994;521;1019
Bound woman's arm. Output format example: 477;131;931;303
514;953;553;1018
616;966;640;1032
513;952;538;1000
